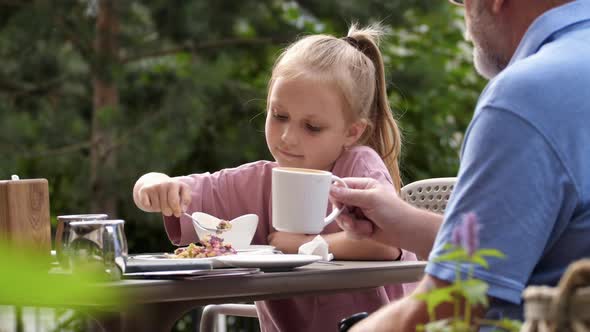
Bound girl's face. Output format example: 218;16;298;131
265;76;365;171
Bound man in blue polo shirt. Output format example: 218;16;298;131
330;0;590;330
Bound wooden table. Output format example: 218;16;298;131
87;260;426;331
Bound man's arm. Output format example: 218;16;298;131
350;274;486;331
330;179;443;259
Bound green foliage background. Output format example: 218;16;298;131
0;1;488;330
0;1;485;256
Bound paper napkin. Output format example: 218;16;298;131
298;235;334;261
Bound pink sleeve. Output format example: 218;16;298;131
400;249;420;294
163;161;274;246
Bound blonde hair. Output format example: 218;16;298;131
267;24;403;190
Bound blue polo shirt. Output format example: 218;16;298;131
426;0;590;321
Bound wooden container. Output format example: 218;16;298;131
0;178;51;252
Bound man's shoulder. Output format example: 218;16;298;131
476;50;590;133
481;31;590;117
479;15;590;118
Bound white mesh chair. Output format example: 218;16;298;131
200;304;258;332
400;177;457;214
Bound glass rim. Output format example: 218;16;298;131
449;0;464;6
69;219;124;226
57;214;109;221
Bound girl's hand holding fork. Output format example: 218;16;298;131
133;172;192;218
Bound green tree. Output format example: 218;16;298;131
0;0;482;267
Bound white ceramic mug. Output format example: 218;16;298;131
272;167;347;234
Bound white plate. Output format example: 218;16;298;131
123;268;260;279
130;253;216;263
236;245;276;253
130;248;273;261
216;254;322;270
129;252;267;269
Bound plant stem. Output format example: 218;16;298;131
464;265;474;326
454;262;461;320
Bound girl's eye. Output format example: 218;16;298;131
306;123;322;132
272;112;288;121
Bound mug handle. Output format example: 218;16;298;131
324;175;348;226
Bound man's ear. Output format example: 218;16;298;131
491;0;505;14
344;119;368;147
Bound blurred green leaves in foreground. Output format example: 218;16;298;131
0;241;120;308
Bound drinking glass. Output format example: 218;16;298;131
55;214;108;268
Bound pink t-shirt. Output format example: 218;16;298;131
163;145;417;332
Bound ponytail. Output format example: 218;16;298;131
347;25;403;191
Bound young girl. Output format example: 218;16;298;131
133;24;417;332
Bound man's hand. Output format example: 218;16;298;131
330;177;443;258
330;177;406;247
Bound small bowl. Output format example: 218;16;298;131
191;212;258;249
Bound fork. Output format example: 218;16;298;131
183;212;220;232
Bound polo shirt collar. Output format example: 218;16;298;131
509;0;590;64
